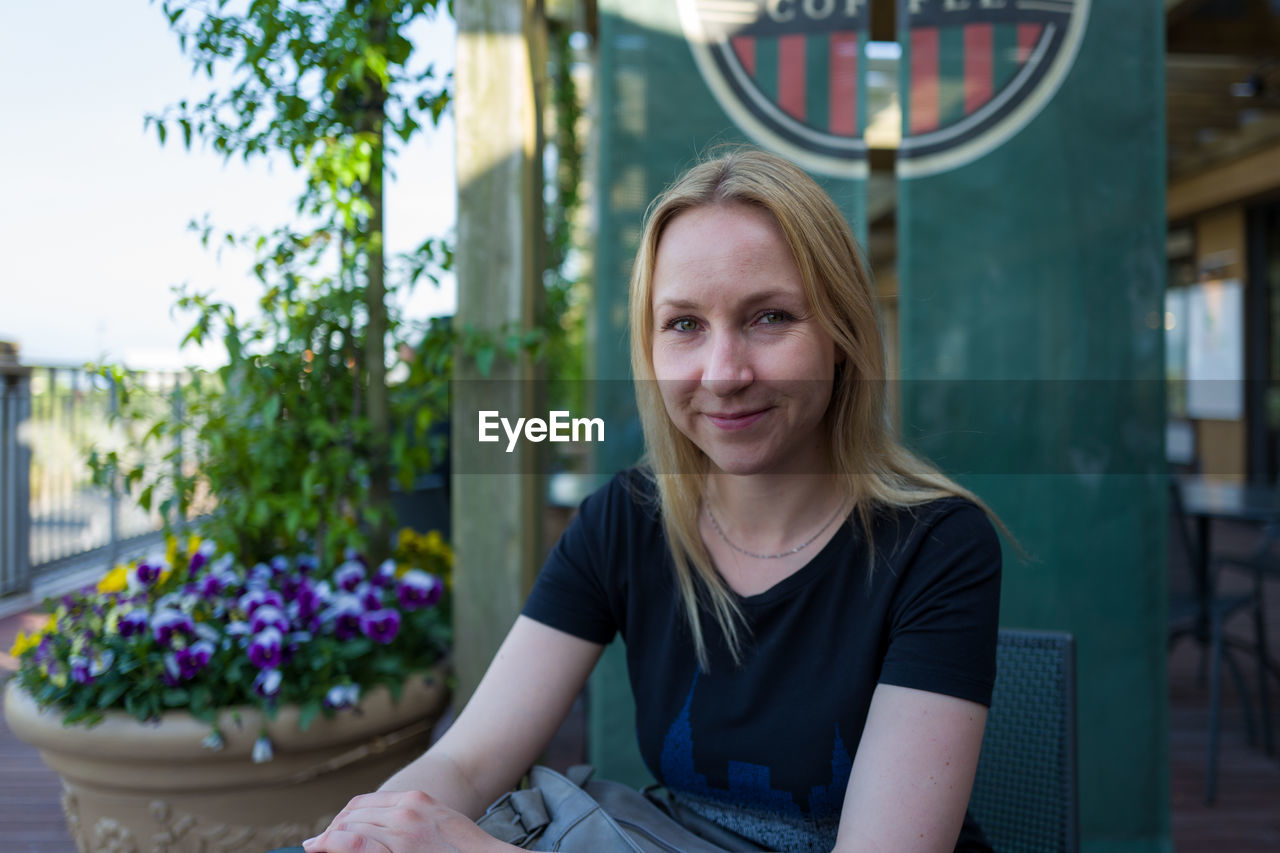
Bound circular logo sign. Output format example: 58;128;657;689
898;0;1090;177
677;0;1089;178
676;0;871;178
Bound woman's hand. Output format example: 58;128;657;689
301;790;515;853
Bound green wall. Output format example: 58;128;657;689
895;3;1170;850
588;1;1171;849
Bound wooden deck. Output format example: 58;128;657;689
1;519;1278;852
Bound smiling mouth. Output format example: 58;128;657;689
705;409;768;431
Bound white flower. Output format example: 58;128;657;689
253;668;283;698
324;683;361;709
89;650;115;677
202;730;225;751
252;734;274;763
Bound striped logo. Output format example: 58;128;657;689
677;0;870;178
900;0;1089;176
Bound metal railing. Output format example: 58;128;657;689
1;363;189;598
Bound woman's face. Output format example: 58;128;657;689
650;202;838;477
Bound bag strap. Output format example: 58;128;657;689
476;788;552;846
566;764;595;787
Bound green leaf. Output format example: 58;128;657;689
474;345;495;377
299;700;321;732
96;681;128;709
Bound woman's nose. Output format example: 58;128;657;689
702;331;753;396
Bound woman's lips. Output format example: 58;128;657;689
705;409;767;431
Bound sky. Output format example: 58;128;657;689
0;2;457;370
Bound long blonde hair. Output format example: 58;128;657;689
628;148;992;669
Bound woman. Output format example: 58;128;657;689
303;148;1001;853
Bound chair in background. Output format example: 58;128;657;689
1215;521;1280;758
1168;478;1262;803
968;629;1078;853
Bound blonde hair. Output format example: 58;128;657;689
629;147;991;669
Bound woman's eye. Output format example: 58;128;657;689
665;317;699;333
758;310;791;325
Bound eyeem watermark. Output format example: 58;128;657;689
478;410;605;453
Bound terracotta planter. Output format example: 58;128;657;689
4;669;449;853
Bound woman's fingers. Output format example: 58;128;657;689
301;827;393;853
302;789;487;853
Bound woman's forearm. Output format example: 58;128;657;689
377;748;499;820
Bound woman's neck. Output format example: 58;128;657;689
704;471;848;556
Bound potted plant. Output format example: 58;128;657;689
4;529;453;852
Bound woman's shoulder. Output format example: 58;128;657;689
869;495;1001;566
567;466;662;534
579;466;658;508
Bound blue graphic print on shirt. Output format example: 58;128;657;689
658;671;854;824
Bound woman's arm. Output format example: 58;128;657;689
302;615;606;853
832;683;988;853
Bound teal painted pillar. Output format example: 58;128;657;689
592;0;870;786
895;2;1169;851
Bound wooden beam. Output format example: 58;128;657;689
1168;140;1280;220
453;0;546;707
1167;0;1280;56
1165;0;1212;26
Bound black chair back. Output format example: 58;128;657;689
969;629;1079;853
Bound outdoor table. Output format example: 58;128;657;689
1175;475;1277;635
1175;473;1280;755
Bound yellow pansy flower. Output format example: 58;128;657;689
9;629;39;657
97;565;131;594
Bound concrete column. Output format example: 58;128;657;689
453;0;547;706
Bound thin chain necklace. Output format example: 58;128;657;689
705;500;848;560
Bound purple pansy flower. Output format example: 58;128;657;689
296;554;318;575
250;604;290;635
372;559;397;588
170;640;215;680
397;570;443;611
248;562;274;587
197;571;228;599
358;608;401;645
289;579;324;622
134;561;162;587
247;627;284;669
356;581;382;612
327;594;365;641
239;589;284;618
334;560;365;592
69;654;94;685
152;608;195;646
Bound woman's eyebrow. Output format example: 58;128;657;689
655;290;801;312
654;297;700;311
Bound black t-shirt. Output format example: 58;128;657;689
523;469;1001;852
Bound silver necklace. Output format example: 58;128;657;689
705;500;847;560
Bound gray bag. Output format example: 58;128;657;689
477;765;766;852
